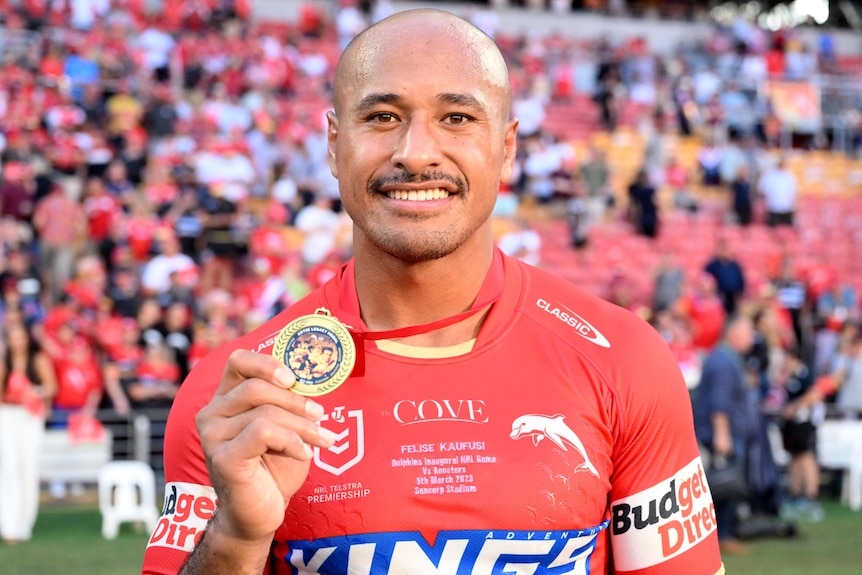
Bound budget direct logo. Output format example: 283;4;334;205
536;299;610;348
610;458;716;570
147;482;217;551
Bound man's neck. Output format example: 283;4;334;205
352;240;495;348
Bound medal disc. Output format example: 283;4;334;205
271;308;356;396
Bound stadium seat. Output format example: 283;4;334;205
98;460;160;540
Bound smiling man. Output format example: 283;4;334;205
140;9;723;575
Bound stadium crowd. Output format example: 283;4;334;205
0;0;861;548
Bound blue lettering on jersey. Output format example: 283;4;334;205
283;521;609;574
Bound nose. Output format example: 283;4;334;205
390;117;443;174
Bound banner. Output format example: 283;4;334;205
764;81;821;133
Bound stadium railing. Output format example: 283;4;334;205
40;407;172;497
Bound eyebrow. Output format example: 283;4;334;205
355;93;401;116
436;92;485;113
353;92;487;116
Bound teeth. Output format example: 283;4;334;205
386;188;450;201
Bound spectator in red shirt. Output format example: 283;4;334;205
38;42;66;87
50;330;103;418
82;176;121;248
128;342;180;410
305;249;343;290
125;195;162;263
247;200;291;273
236;256;288;331
678;273;727;352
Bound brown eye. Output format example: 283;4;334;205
371;113;396;123
445;114;470;125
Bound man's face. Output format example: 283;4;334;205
328;19;517;262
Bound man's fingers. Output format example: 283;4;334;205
208;417;316;475
199;400;337;453
207;377;325;421
217;349;296;396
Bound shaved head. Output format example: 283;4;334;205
326;8;519;264
333;9;511;120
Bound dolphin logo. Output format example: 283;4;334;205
510;414;599;477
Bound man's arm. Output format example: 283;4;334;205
711;411;732;456
608;313;723;574
179;515;272;575
170;350;336;575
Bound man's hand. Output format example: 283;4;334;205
196;349;337;545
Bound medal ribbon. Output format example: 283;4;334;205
337;248;504;341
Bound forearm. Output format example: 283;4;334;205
178;515;272;575
711;411;729;431
710;411;732;455
83;389;103;414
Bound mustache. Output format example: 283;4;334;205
368;171;466;194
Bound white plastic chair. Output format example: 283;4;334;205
98;460;160;539
817;420;862;512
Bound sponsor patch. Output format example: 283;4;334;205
610;457;716;570
285;524;608;574
147;482;217;552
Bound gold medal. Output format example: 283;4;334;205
271;308;356;397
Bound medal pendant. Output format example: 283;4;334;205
271;308;356;396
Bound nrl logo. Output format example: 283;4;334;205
314;407;365;476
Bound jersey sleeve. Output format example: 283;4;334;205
606;315;723;575
139;349;222;575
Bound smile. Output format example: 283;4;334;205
385;188;451;201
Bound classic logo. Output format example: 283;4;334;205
536;298;611;348
250;329;281;354
315;406;365;475
510;414;599;477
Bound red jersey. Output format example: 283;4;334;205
142;253;722;575
53;353;102;410
682;294;725;352
84;194;121;241
126;216;160;262
138;360;180;383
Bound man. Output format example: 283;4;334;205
577;145;611;228
757;156;798;227
778;346;825;522
140;10;722;575
32;183;86;304
140;232;198;299
692;314;755;555
704;238;746;315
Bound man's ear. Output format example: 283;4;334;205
500;117;519;184
327;110;339;179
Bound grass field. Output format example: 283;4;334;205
0;498;859;574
